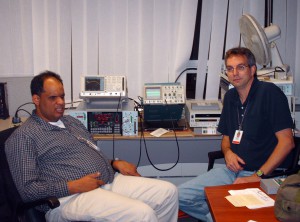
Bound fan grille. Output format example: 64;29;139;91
239;14;271;66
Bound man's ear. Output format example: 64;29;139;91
32;95;40;106
251;65;257;76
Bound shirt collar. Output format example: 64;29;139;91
231;77;259;106
31;110;69;131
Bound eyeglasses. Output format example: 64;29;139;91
225;64;249;75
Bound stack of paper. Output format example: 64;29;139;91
225;188;274;209
150;128;169;137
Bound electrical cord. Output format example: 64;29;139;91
138;99;181;171
112;95;122;160
117;99;144;167
258;66;285;78
175;67;197;83
139;114;180;171
12;102;34;124
111;95;181;171
127;97;143;111
15;109;31;116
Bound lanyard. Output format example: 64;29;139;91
76;135;99;150
237;102;249;131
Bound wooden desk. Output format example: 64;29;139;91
0;117;27;131
205;182;278;222
93;128;196;140
0;117;224;168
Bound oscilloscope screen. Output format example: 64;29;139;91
85;77;105;91
145;87;161;100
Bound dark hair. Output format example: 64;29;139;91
225;47;256;67
30;70;63;96
225;47;257;76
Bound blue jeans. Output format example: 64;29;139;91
178;167;254;221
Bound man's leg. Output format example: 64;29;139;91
45;187;158;222
111;174;179;222
178;167;237;221
45;174;178;222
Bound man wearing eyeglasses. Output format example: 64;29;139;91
178;47;295;221
5;71;179;222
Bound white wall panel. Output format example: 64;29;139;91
0;0;33;77
225;0;244;51
0;0;14;76
126;0;143;101
171;0;198;82
32;0;49;73
71;0;91;102
32;0;72;102
205;0;228;100
195;0;213;99
0;0;298;111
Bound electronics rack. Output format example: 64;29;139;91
0;83;9;119
88;111;122;134
69;100;138;135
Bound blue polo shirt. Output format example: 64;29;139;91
217;77;293;171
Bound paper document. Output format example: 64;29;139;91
150;128;169;137
225;188;274;209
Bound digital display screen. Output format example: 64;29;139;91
145;87;161;100
85;77;105;91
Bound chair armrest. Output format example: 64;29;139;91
207;150;224;171
22;196;60;210
263;167;300;179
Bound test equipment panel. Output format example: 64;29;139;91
88;111;122;134
80;75;127;98
69;100;138;136
142;83;186;130
143;82;185;104
185;100;222;128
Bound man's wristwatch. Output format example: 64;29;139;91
256;169;265;178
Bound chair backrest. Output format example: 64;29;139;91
0;126;22;222
290;136;300;170
266;135;300;177
0;126;58;222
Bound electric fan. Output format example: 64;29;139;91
239;14;289;79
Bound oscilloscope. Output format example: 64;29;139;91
80;75;127;99
142;83;186;130
143;83;185;104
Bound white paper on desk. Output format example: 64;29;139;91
150;128;169;137
226;188;274;209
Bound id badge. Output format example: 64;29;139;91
232;130;243;144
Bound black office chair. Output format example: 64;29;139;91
207;136;300;177
0;126;60;222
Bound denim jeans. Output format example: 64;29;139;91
178;167;254;221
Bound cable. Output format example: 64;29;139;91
175;67;197;83
127;97;143;111
139;114;180;171
15;109;31;116
112;95;122;160
138;99;181;171
12;102;34;124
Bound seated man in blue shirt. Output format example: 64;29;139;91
178;47;295;221
5;71;178;222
